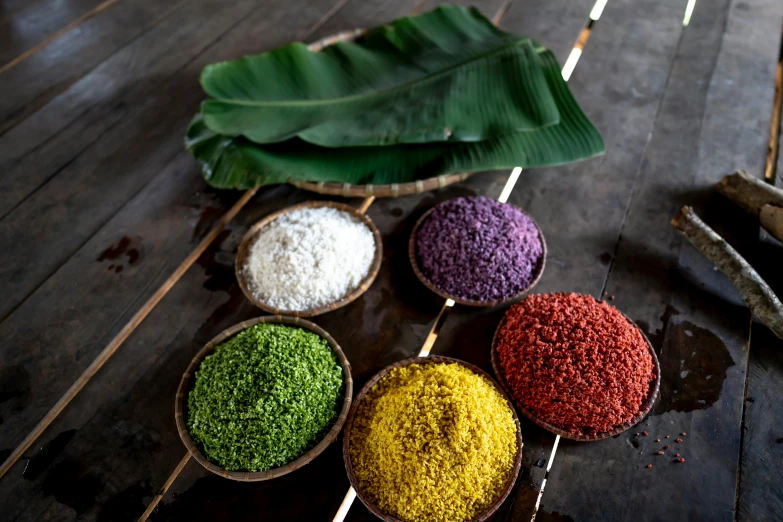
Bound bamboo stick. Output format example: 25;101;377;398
0;188;259;480
138;453;192;522
671;206;783;340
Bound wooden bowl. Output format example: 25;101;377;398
287;29;473;198
175;315;353;481
490;305;661;442
408;201;547;307
342;355;523;522
235;200;382;317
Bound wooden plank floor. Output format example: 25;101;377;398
1;0;783;520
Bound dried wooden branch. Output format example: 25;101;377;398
716;169;783;242
671;206;783;340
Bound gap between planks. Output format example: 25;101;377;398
331;167;526;522
0;0;368;482
138;2;527;517
11;0;592;517
139;0;605;516
136;192;377;522
0;0;123;76
0;188;258;480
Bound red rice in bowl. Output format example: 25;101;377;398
495;293;655;435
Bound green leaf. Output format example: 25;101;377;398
200;6;560;147
186;50;604;189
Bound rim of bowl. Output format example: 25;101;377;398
342;355;524;522
175;315;353;481
408;199;547;307
489;299;661;442
235;200;383;318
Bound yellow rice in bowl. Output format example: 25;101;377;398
349;362;518;522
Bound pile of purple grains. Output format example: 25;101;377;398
414;196;544;302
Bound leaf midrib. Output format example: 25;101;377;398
206;36;537;109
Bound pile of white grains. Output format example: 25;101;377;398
243;207;376;311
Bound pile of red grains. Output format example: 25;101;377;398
495;293;655;434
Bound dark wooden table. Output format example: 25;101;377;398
2;0;783;520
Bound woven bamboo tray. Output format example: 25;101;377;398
235;200;382;317
408;200;547;307
490;306;661;442
174;315;353;481
342;355;524;522
287;29;474;198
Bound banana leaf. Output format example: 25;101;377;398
200;6;560;147
186;49;604;189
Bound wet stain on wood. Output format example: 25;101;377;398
97;236;131;262
195;229;233;293
96;478;153;522
636;305;679;354
536;510;575;522
191;205;224;242
22;429;77;480
0;364;31;410
40;458;104;514
97;236;143;272
655;319;735;413
194;229;247;345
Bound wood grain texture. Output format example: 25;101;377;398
0;187;256;481
0;0;184;135
0;2;430;521
738;321;783;521
0;0;111;65
0;0;122;75
0;0;277;219
0;0;331;323
534;0;783;520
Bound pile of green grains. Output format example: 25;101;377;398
349;362;518;522
186;323;343;472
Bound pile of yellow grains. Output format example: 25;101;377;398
349;362;518;522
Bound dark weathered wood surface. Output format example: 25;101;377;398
1;0;783;520
537;0;783;518
0;0;108;64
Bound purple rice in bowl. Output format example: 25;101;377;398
412;196;545;305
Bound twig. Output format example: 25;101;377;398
716;170;783;242
671;206;783;340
